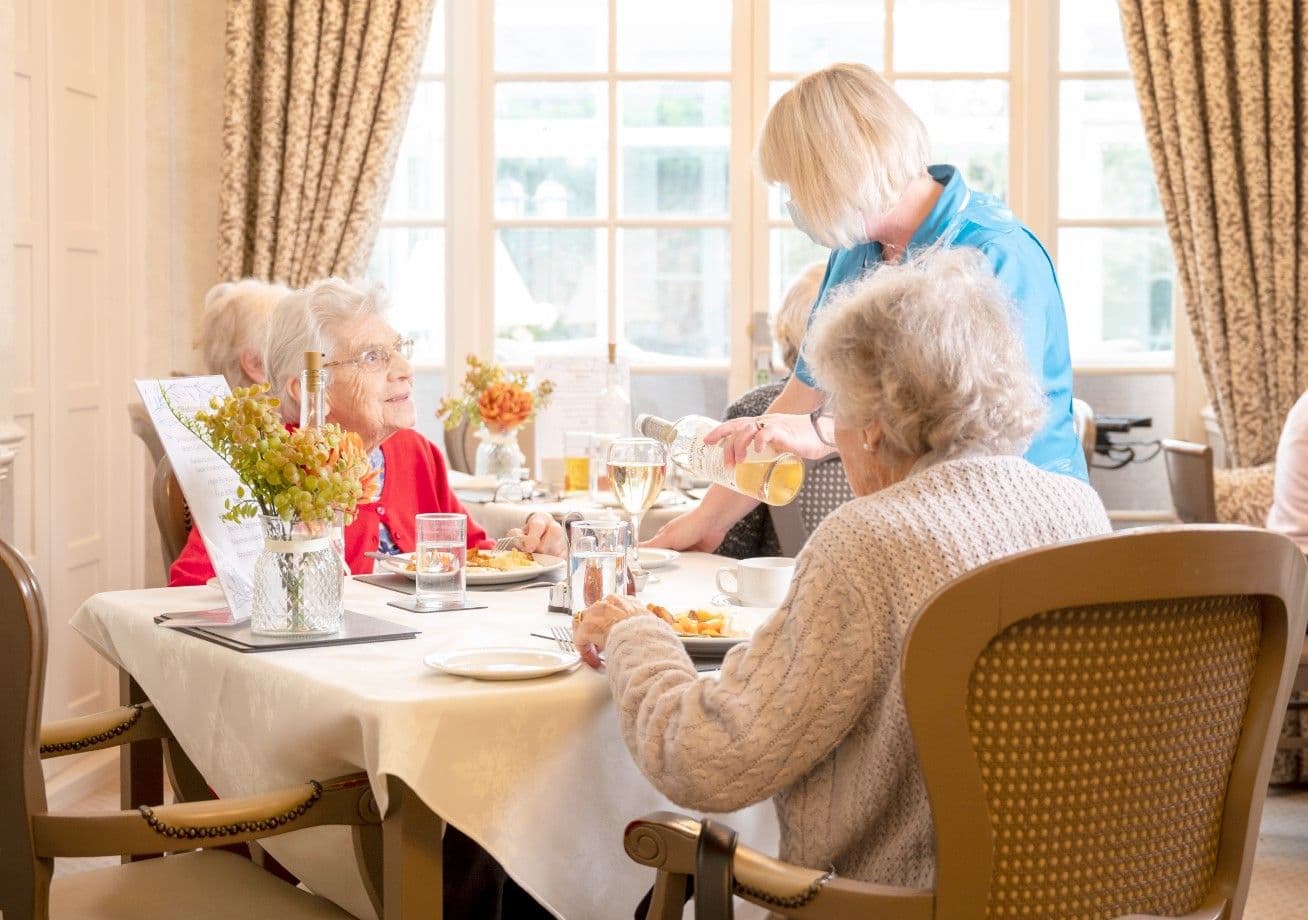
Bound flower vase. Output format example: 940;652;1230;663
251;515;344;635
474;425;525;482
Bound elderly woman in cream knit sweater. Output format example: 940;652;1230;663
573;247;1110;890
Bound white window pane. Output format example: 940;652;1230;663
620;83;730;217
383;81;445;220
1059;81;1160;219
770;0;885;73
495;83;607;218
620;229;729;361
1060;0;1128;71
494;0;606;72
367;228;445;367
893;0;1008;72
421;6;444;74
495;229;606;362
1058;227;1174;360
769;229;828;317
896;80;1008;201
617;0;731;72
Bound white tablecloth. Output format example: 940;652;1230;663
71;553;778;919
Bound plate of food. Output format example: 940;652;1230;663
644;603;767;654
377;549;565;586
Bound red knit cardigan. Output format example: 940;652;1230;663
168;429;491;587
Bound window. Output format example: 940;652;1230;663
371;0;1173;384
1055;0;1173;363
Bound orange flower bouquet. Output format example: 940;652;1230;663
436;355;554;434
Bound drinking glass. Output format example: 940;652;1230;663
564;431;591;493
606;437;667;545
568;519;630;622
414;513;467;610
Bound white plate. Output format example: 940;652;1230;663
378;552;566;586
424;647;579;680
637;548;680;570
662;605;771;655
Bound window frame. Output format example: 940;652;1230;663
412;0;1176;388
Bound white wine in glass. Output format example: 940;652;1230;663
606;437;667;549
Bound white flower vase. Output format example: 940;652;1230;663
474;426;525;482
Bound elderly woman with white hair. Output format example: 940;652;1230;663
169;277;565;585
574;250;1110;894
651;62;1087;554
199;278;291;389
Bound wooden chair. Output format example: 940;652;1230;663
1162;438;1218;523
442;420;478;474
0;536;383;919
626;527;1308;919
768;453;854;557
151;457;192;580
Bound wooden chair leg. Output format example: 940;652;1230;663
118;672;163;863
383;777;445;920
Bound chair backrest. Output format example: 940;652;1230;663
902;527;1307;919
152;456;193;572
1162;438;1218;523
769;453;854;557
443;420;479;475
0;538;51;916
1071;397;1096;469
128;401;166;468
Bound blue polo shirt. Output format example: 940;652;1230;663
794;164;1088;482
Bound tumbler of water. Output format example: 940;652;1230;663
415;513;467;610
568;519;630;622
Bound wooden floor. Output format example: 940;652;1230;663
52;782;1308;916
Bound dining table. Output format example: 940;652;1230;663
70;551;779;920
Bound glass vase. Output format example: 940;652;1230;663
251;515;344;636
474;425;526;482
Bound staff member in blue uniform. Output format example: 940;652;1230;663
650;62;1087;553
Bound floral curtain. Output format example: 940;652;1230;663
219;0;435;286
1119;0;1307;467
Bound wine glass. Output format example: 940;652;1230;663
606;437;667;560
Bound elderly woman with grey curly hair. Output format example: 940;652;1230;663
574;248;1110;895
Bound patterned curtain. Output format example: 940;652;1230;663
219;0;436;286
1119;0;1308;467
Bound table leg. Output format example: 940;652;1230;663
383;777;445;920
118;671;164;863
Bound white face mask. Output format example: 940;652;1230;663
785;198;822;246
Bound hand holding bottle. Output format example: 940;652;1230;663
704;412;831;467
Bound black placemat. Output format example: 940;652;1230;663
355;572;417;595
170;611;418;653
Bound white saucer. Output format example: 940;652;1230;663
423;647;580;680
637;548;680;570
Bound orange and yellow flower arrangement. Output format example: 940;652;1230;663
437;355;553;434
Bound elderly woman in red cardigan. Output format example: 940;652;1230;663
168;278;565;586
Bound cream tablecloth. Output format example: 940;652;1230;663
71;553;778;919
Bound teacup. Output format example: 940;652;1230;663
715;557;795;607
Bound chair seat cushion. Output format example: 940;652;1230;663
50;849;355;919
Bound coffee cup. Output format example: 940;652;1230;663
715;557;795;607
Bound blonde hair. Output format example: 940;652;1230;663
805;248;1045;465
758;63;930;250
773;261;827;372
265;277;390;422
199;279;291;389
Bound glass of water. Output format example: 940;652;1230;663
414;513;467;610
568;519;630;622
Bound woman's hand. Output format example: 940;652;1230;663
704;412;829;466
572;593;650;668
507;512;567;557
644;503;730;552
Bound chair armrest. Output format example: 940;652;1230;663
32;772;380;858
39;702;171;758
625;812;934;920
1115;897;1227;920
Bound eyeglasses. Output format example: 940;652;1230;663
810;400;838;448
324;336;415;372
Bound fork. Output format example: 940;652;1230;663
492;535;519;551
549;625;576;654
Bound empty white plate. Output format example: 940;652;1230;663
423;647;579;680
637;548;680;570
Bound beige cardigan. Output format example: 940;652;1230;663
605;454;1111;888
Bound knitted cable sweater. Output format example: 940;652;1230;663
605;454;1110;888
